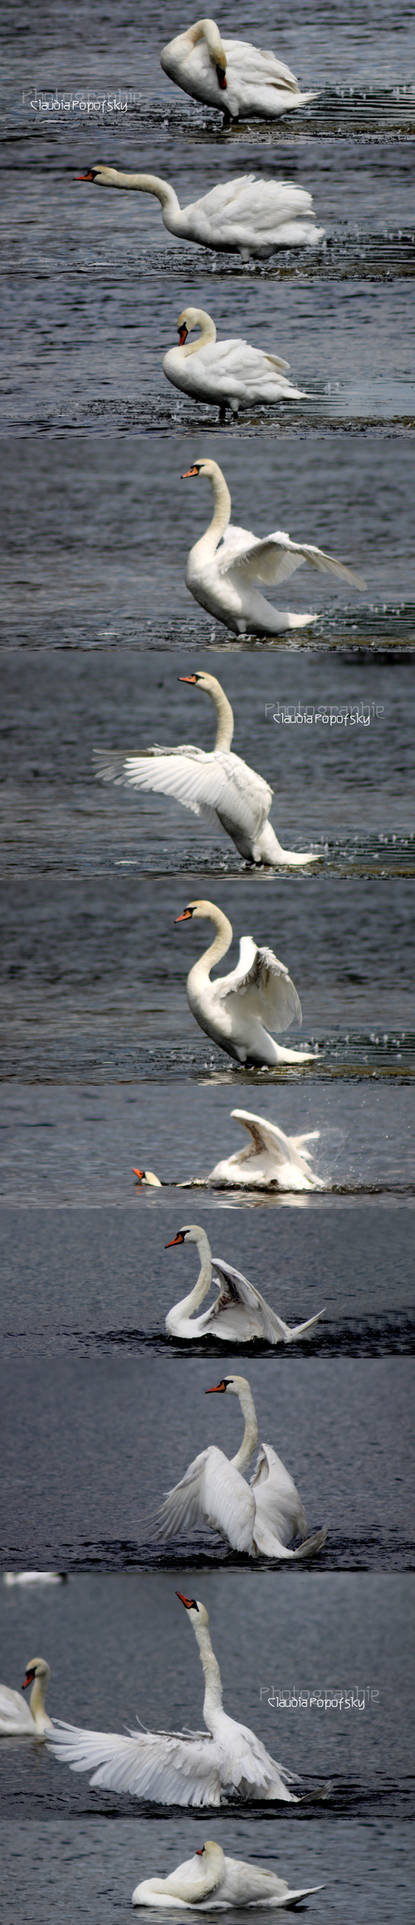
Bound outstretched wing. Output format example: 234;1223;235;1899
219;938;302;1034
222;530;365;591
49;1720;221;1805
155;1446;255;1553
211;1256;288;1344
94;749;271;839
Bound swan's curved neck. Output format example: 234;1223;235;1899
189;18;226;65
209;680;234;752
191;908;233;983
112;172;181;218
231;1382;259;1474
184;312;216;358
30;1674;48;1727
193;1617;224;1730
172;1231;212;1320
202;466;231;557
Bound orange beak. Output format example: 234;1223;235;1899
196;1848;205;1857
165;1233;184;1247
176;1591;194;1609
133;1168;145;1180
22;1672;32;1690
181;467;199;479
178;324;188;345
205;1381;225;1394
175;909;193;922
77;170;94;181
179;675;198;685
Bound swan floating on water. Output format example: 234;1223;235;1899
3;1571;66;1586
155;1372;327;1562
94;670;319;870
183;458;365;636
163;308;308;421
164;1223;324;1343
133;1838;324;1909
134;1107;324;1195
161;19;319;124
77;167;324;256
0;1658;52;1738
49;1593;298;1803
176;899;317;1066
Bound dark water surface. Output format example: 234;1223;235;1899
0;1572;412;1817
1;650;414;879
0;1352;413;1569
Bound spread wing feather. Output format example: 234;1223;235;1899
93;749;271;836
155;1447;255;1552
219;939;302;1032
223;531;365;591
48;1720;221;1804
211;1257;288;1344
251;1443;307;1545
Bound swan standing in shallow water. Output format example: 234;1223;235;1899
155;1373;327;1561
95;670;319;870
163;308;308;421
0;1658;52;1738
161;19;318;123
77;167;324;256
183;458;365;635
164;1223;324;1343
133;1838;324;1909
209;1110;323;1191
49;1593;298;1803
176;899;316;1067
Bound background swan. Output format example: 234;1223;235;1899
209;1109;324;1191
95;670;319;870
0;1658;52;1738
49;1594;298;1803
164;1223;324;1343
161;20;318;123
176;899;316;1066
77;167;324;255
183;458;365;635
133;1838;324;1909
155;1373;327;1561
163;308;307;420
3;1571;66;1585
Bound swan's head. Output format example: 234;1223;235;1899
175;898;218;926
195;1842;225;1870
177;1592;209;1629
179;670;221;700
205;1375;249;1398
77;165;118;187
133;1168;162;1188
181;459;219;485
176;307;213;346
165;1224;207;1249
22;1657;50;1690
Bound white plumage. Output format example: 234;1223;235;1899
183;458;365;635
176;898;316;1066
133;1837;324;1909
161;19;318;122
0;1657;52;1738
208;1108;324;1192
49;1595;298;1804
164;1223;324;1344
155;1373;327;1562
163;307;308;419
94;670;319;870
78;167;324;256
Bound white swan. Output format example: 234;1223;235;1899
183;458;365;636
155;1373;327;1561
0;1658;52;1738
77;167;324;255
95;670;319;870
133;1838;324;1909
49;1593;298;1803
176;899;316;1067
161;19;318;123
164;1223;324;1344
209;1109;323;1191
163;308;307;421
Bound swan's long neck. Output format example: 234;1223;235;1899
191;909;233;985
30;1674;48;1727
172;1231;212;1320
231;1382;259;1474
193;1618;224;1731
189;18;226;66
200;467;232;559
111;172;181;219
209;680;234;751
184;312;216;357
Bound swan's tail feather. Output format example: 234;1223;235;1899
292;1526;327;1561
283;1310;325;1342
